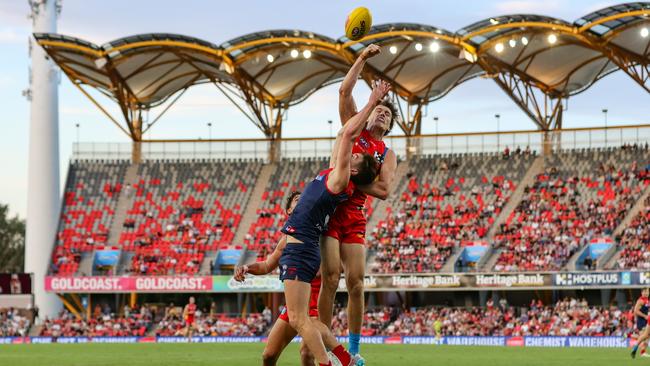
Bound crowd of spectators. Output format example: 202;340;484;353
3;296;639;339
244;202;288;261
368;153;527;273
154;313;268;337
24;302;271;338
39;305;152;337
615;196;650;269
494;152;649;272
330;297;634;337
154;303;269;337
0;308;31;336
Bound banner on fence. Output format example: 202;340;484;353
45;276;212;292
45;271;650;293
0;336;631;347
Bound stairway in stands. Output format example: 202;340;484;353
232;163;275;246
486;155;545;239
107;163;139;246
478;155;544;271
105;163;138;275
614;183;650;236
605;184;650;269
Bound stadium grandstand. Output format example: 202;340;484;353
3;1;650;364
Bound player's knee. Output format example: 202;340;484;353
321;257;339;277
288;312;308;333
262;349;279;366
346;276;364;298
322;271;340;292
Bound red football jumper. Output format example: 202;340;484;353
185;303;197;325
325;129;388;244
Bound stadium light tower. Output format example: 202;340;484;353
26;0;62;317
602;109;608;147
433;116;439;152
207;122;212;157
495;114;501;150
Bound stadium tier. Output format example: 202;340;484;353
52;161;129;276
494;146;650;272
368;151;534;273
119;160;262;276
46;146;650;277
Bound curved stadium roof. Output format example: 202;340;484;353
343;23;483;102
458;15;620;96
36;33;232;108
220;30;350;106
34;2;650;136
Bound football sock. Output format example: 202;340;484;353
349;333;361;355
332;344;352;365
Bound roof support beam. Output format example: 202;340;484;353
488;66;563;131
599;43;650;93
142;87;189;135
68;78;133;139
390;93;425;157
478;56;563;131
216;72;287;161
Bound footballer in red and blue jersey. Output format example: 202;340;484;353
279;168;355;283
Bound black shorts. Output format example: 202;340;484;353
279;242;320;284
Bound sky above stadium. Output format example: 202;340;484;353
1;0;649;218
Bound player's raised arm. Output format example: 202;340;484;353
356;148;397;200
328;80;391;193
233;236;287;281
339;44;381;125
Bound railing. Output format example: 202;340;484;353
72;124;650;161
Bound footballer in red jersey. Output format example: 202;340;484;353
319;44;399;361
183;296;197;340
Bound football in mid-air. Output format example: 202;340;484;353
345;7;372;40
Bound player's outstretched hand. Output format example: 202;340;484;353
369;79;391;104
360;44;381;60
233;265;248;282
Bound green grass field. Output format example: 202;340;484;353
0;343;639;366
